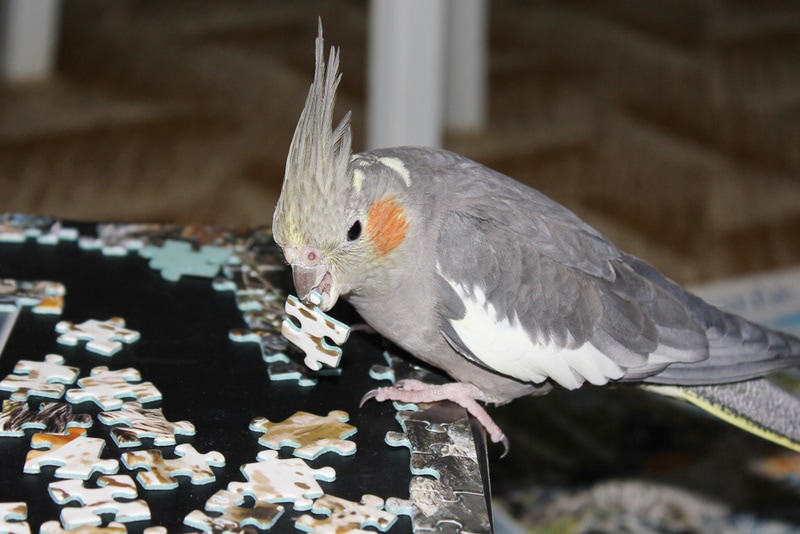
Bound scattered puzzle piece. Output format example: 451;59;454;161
48;474;150;529
140;239;233;282
282;293;350;371
0;502;30;534
121;443;225;490
296;494;397;533
40;520;127;533
0;279;66;315
0;354;79;401
65;366;162;410
228;450;335;511
98;401;195;448
249;410;356;460
25;427;119;479
184;489;284;532
55;317;140;356
0;400;92;437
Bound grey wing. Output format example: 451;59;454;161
623;255;800;384
434;176;711;391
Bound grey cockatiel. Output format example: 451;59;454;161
273;25;800;455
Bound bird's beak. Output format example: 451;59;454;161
289;262;340;312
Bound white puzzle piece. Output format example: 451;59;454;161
0;354;79;401
296;494;397;533
282;293;350;371
121;443;225;490
55;318;140;356
0;502;30;534
183;489;284;532
48;474;151;529
25;427;119;479
228;450;335;511
65;367;162;410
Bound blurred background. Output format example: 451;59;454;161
4;1;800;530
1;0;799;288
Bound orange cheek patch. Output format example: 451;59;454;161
366;197;410;256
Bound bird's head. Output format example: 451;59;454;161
272;24;419;311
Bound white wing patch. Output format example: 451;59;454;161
442;275;624;390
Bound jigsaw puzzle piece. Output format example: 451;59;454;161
386;477;491;534
183;489;284;532
48;474;150;529
121;443;225;490
55;317;140;356
40;520;127;533
25;427;119;479
0;400;92;437
65;366;162;410
140;239;233;282
0;354;79;401
282;293;350;371
249;410;356;460
98;401;195;448
0;279;66;315
228;450;335;511
296;494;397;533
0;502;30;534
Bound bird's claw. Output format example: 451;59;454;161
359;381;510;457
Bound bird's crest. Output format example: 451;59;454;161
274;21;353;246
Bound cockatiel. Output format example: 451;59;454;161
273;25;800;455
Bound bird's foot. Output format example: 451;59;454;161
361;379;510;457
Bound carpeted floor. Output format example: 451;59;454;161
2;0;800;286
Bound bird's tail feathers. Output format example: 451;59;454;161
644;378;800;454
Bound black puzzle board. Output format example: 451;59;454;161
0;221;490;532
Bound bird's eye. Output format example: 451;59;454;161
347;220;362;241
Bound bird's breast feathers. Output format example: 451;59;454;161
439;271;626;390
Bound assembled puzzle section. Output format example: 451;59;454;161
0;214;78;245
372;349;493;533
0;279;66;315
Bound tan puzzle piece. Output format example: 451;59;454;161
249;410;356;459
296;494;397;533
